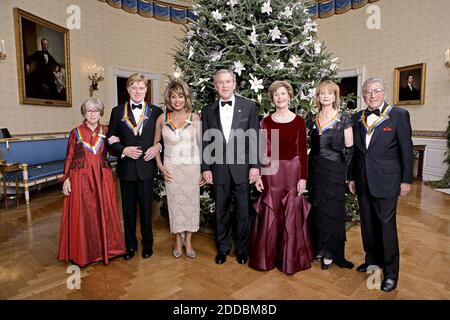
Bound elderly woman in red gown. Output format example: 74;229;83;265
58;98;125;267
249;80;313;275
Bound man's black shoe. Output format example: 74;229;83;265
381;279;397;292
356;263;369;272
123;249;136;260
236;253;248;265
215;251;228;264
142;248;153;259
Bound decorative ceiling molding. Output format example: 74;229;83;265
97;0;381;24
307;0;380;19
97;0;195;24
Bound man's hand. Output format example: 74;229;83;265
62;178;71;196
255;176;264;192
400;183;411;196
123;146;142;159
348;181;356;195
144;145;159;161
202;171;213;184
248;168;260;184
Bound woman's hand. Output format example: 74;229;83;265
297;179;307;196
108;135;120;144
158;165;173;183
62;178;71;196
199;174;206;187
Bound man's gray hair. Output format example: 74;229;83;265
363;77;386;92
214;69;236;84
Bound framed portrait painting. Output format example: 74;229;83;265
394;63;425;105
14;8;72;107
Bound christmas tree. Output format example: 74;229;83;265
172;0;339;115
155;0;354;227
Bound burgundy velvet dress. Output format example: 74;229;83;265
249;115;314;274
58;123;125;267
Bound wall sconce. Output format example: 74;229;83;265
0;40;6;60
446;49;450;68
88;65;104;97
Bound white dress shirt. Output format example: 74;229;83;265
121;99;146;159
219;95;235;143
365;104;384;148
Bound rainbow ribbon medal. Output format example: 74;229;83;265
122;102;150;136
166;112;192;137
361;104;393;135
75;125;104;155
315;112;341;135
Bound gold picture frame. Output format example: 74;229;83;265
394;63;425;105
14;8;72;107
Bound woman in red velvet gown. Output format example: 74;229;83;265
249;81;313;275
58;98;125;267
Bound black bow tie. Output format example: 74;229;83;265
221;101;232;107
364;108;381;117
132;103;142;110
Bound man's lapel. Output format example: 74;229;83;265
230;97;243;130
367;102;390;151
356;112;367;151
211;100;224;135
124;103;137;127
141;103;153;133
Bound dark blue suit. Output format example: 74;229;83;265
349;102;413;280
201;95;261;254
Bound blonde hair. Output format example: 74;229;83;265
164;79;192;112
126;73;148;88
315;80;340;111
80;98;105;117
267;80;294;103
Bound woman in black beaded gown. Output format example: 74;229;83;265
307;80;355;270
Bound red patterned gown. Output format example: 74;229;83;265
58;123;125;267
249;115;314;274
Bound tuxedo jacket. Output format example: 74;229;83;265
348;103;414;198
399;85;420;101
201;95;261;185
107;103;163;182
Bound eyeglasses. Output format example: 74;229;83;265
86;110;100;114
363;88;384;95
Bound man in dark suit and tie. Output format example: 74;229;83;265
348;77;413;292
25;37;60;99
399;74;420;101
107;73;163;260
201;69;261;265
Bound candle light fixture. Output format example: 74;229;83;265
88;65;105;96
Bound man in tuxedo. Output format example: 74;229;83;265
25;37;60;99
348;77;413;292
399;74;420;101
201;69;261;265
107;73;163;260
